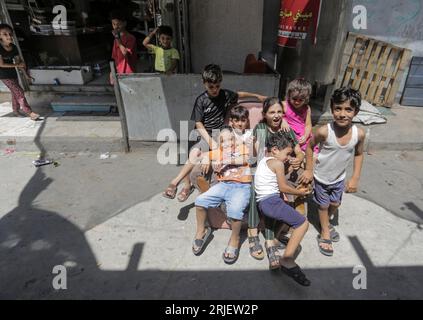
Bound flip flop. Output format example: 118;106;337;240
177;186;195;202
192;227;212;256
162;184;177;199
317;235;334;256
222;246;239;265
280;265;311;287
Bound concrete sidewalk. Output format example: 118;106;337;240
0;102;123;153
0;150;422;299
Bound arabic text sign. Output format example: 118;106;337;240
278;0;321;48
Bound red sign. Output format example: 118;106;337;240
278;0;322;48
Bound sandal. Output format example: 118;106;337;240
162;184;177;199
317;235;334;256
177;185;195;202
265;245;281;270
29;112;41;121
222;246;239;265
281;265;311;287
329;224;340;242
192;227;212;256
248;235;265;260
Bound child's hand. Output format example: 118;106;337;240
297;186;312;196
212;160;223;173
201;163;210;175
345;179;359;193
298;135;307;145
289;157;302;170
256;95;267;102
281;119;290;132
299;169;313;185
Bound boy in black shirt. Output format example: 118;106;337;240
163;64;266;202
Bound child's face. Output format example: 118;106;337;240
159;34;172;48
331;100;358;128
204;81;221;98
220;130;235;150
231;117;248;132
289;90;309;109
264;103;283;128
112;19;126;32
271;146;293;163
0;29;13;45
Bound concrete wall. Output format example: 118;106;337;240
350;0;423;56
188;0;264;74
118;73;280;141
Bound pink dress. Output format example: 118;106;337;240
284;100;318;153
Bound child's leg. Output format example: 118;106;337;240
259;195;308;264
2;79;20;113
281;219;309;268
223;183;251;260
7;79;36;116
195;206;208;240
247;178;265;259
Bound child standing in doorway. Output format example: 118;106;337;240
300;87;366;257
110;11;137;84
143;26;180;75
0;24;40;120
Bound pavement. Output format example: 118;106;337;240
0;100;422;300
0;148;422;300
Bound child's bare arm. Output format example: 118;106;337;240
269;159;310;196
238;91;267;102
299;125;327;184
300;106;312;144
346;128;366;193
281;101;290;132
195;122;218;150
143;27;159;49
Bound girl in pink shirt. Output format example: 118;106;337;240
282;79;318;154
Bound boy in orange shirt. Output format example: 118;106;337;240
192;127;252;264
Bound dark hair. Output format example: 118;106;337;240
331;87;362;112
261;97;282;123
229;105;249;120
287;78;312;100
266;131;293;151
0;24;13;32
202;64;223;84
159;25;173;38
110;10;127;22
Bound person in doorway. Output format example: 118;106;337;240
0;24;40;120
110;11;137;85
143;25;180;75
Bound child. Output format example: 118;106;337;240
300;87;366;257
162;64;266;202
247;97;307;261
255;132;311;286
143;26;180;75
0;24;40;120
192;127;252;264
192;105;254;193
281;78;318;154
110;11;137;84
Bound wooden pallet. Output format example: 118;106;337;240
335;32;412;107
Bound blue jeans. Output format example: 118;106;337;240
195;182;251;220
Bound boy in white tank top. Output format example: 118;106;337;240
300;87;366;257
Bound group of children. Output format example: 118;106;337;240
163;64;365;287
110;11;180;84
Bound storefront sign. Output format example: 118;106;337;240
278;0;322;48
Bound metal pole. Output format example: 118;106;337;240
110;61;131;153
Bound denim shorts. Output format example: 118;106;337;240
195;182;251;220
313;179;345;208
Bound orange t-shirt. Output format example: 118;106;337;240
208;144;252;183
